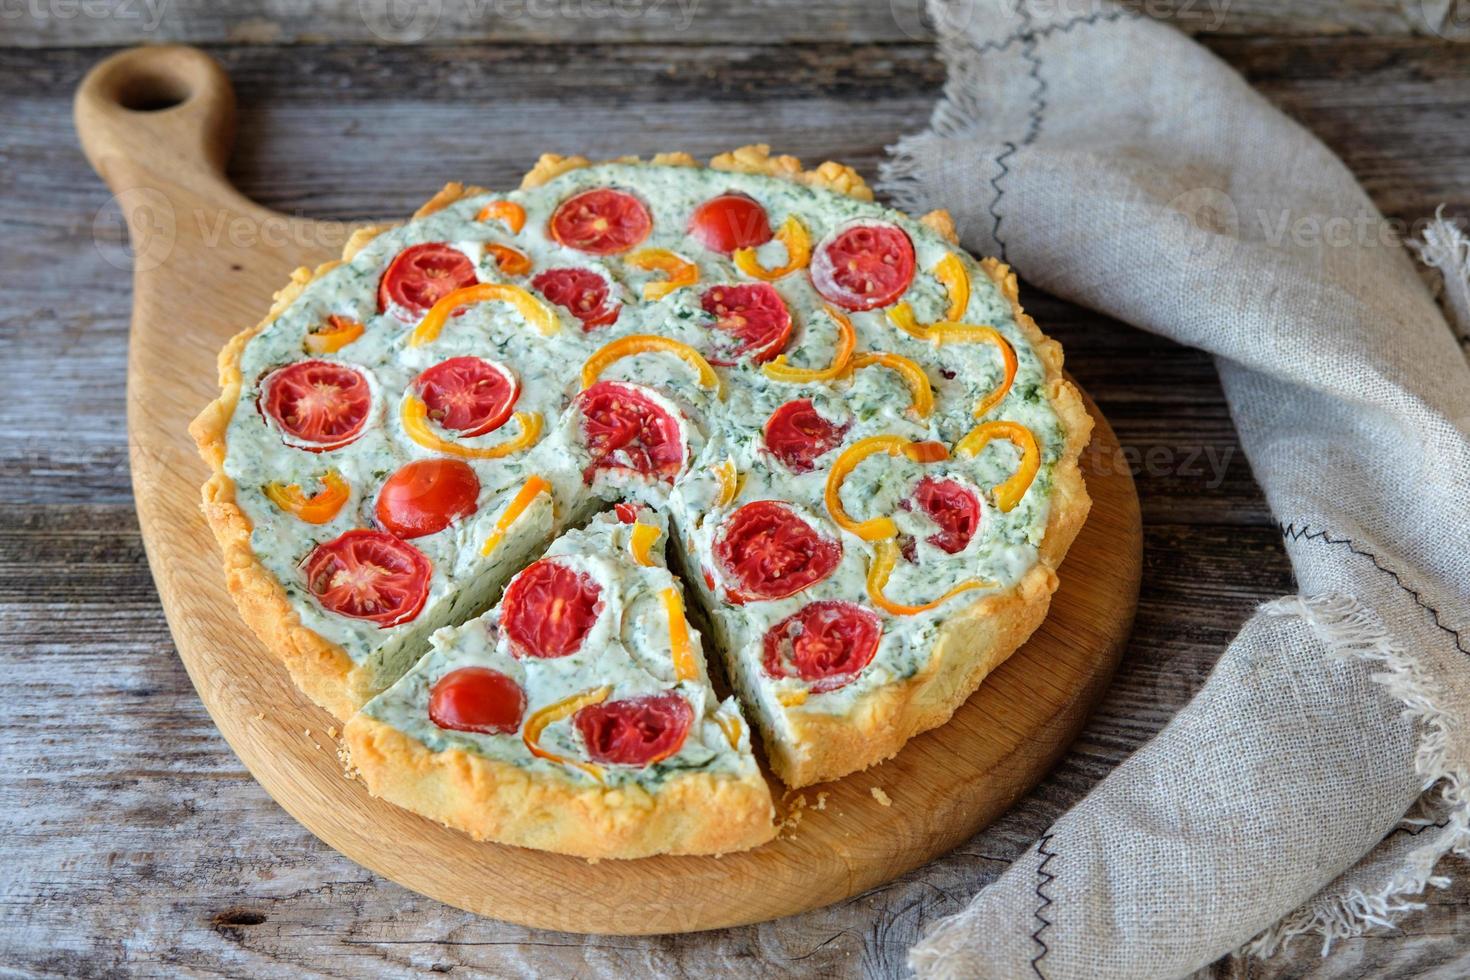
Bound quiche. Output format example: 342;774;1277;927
191;146;1092;858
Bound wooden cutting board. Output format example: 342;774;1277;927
75;45;1142;936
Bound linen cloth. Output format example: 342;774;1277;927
877;3;1470;976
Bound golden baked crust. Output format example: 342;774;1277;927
343;714;776;859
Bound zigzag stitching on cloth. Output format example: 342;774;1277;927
1030;829;1058;978
962;5;1143;57
1279;522;1469;655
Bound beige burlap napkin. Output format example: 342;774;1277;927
878;3;1470;976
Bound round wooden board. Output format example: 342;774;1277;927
76;46;1142;936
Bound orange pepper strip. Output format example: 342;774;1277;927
482;475;552;556
304;314;365;354
712;458;740;508
824;436;949;541
264;471;350;524
660;588;699;682
580;334;723;397
626;248;699;301
866;538;991;616
485;243;532;276
477;200;526;234
762;305;857;383
933;252;971;321
410;283;558;346
846;351;935;419
929;322;1018;418
955;420;1040;512
714;713;744;750
629;523;661;567
523;686;611;783
402;395;543;460
733;215;811;281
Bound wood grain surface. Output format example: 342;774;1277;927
4;14;1470;979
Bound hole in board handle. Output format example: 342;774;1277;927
114;70;192;112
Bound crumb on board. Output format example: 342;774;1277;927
870;787;892;807
814;791;829;811
326;726;338;738
254;712;265;721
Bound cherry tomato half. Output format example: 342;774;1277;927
429;667;526;735
762;600;882;693
713;500;841;603
412;356;518;438
301;529;431;627
810;221;916;311
576;381;685;484
378;243;478;320
688;192;773;255
531;267;621;330
549;188;652;255
763;398;849;473
375;458;480;539
260;360;373;452
575;692;693;766
910;476;981;554
502;559;604;658
614;502;642;524
699;283;793;365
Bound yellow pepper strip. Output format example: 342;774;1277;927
580;334;723;397
485;243;532;276
626;248;699;301
712;458;740;508
955;420;1040;512
304;314;364;354
867;538;991;616
714;713;744;751
264;471;349;525
934;252;971;321
482;474;552;556
762;305;857;383
660;588;698;682
885;302;929;340
523;685;611;784
402;395;543;461
629;523;661;567
733;215;811;281
776;688;808;707
476;199;526;234
410;283;558;346
845;351;934;419
929;322;1018;417
825;436;950;541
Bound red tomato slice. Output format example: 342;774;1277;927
501;559;604;658
260;360;373;452
412;356;518;438
713;500;841;603
699;283;793;365
575;692;693;766
576;381;685;484
531;267;621;330
301;529;431;627
614;502;641;524
688;193;773;254
763;398;849;473
375;458;480;539
548;188;652;255
378;243;478;320
429;667;526;735
762;600;882;693
909;476;981;554
810;221;916;311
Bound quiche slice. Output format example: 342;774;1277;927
344;510;774;858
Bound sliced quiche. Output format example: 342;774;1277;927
191;146;1092;857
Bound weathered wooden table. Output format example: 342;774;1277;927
4;3;1468;976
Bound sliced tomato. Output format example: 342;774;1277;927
429;667;526;735
576;381;685;484
699;283;793;365
763;398;849;473
548;188;652;255
375;458;480;539
688;192;773;254
909;476;981;554
412;356;518;438
810;221;916;311
260;360;372;452
301;529;431;627
378;243;478;320
531;267;621;330
574;692;693;766
502;559;603;658
762;600;882;693
614;502;641;524
714;500;841;603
